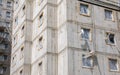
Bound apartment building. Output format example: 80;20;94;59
0;0;13;75
11;0;120;75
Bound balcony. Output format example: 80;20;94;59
0;22;7;30
0;44;5;50
0;32;8;40
0;56;8;65
0;45;5;54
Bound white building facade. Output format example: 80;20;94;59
11;0;120;75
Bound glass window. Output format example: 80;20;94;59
105;10;113;20
109;59;119;71
20;47;24;59
6;22;10;27
0;0;2;4
7;1;12;8
21;26;25;37
6;11;11;18
39;13;43;26
20;70;23;75
81;28;90;40
15;17;18;25
82;55;93;67
80;4;89;15
0;11;2;17
38;62;42;75
38;36;43;49
105;33;115;44
3;55;7;60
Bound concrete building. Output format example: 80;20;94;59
0;0;13;75
11;0;120;75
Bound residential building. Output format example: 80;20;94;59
0;0;13;75
11;0;120;75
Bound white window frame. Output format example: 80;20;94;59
21;25;25;37
81;28;91;41
105;9;114;21
0;0;2;5
82;55;93;68
80;3;90;16
109;58;119;72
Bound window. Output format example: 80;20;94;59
0;67;7;74
105;9;113;20
14;35;17;45
39;13;43;26
0;67;3;74
80;4;89;15
20;70;23;75
38;62;42;75
15;17;18;25
21;26;25;37
6;22;10;27
20;47;24;59
81;28;91;40
15;0;19;9
82;55;93;68
12;55;16;66
3;55;7;60
7;1;12;8
0;55;7;61
0;0;2;5
38;36;43;49
109;59;119;71
5;44;8;48
6;11;11;18
0;55;4;61
22;5;25;16
105;33;115;45
0;11;2;17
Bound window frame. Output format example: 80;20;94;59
108;58;119;72
20;46;24;59
7;1;12;8
38;62;43;75
79;3;90;16
38;36;43;50
82;55;93;68
6;11;11;18
105;32;116;45
80;27;92;41
38;12;44;27
104;9;114;21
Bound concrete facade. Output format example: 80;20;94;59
11;0;120;75
0;0;13;75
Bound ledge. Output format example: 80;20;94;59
79;0;120;11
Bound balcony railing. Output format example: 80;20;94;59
0;44;5;50
0;32;8;39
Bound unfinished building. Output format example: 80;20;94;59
0;0;13;75
11;0;120;75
